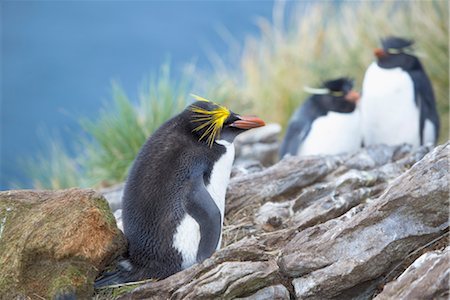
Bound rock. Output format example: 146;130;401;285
234;123;281;145
231;160;265;178
0;188;126;299
226;154;343;219
374;246;449;300
255;201;294;232
172;261;279;299
117;142;448;299
118;237;280;300
234;123;281;167
114;209;123;232
281;143;449;299
235;284;291;300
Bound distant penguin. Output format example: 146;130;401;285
94;96;265;288
279;77;361;158
361;36;440;147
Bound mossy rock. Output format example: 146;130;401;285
0;188;126;299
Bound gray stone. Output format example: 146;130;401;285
374;246;450;300
255;201;294;231
281;143;449;299
235;284;290;300
96;142;448;300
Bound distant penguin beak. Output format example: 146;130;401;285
345;90;360;103
230;115;265;130
374;48;386;58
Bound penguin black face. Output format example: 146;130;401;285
313;78;360;113
187;96;265;146
374;36;420;70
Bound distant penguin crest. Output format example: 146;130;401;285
190;94;231;147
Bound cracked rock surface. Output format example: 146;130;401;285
117;142;449;299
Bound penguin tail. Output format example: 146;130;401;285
94;270;123;289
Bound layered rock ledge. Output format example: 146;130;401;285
1;141;448;299
118;142;449;299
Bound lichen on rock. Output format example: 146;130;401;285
0;188;126;299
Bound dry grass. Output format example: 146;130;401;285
206;0;449;143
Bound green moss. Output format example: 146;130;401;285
49;265;88;298
112;284;141;297
93;283;144;300
93;196;117;229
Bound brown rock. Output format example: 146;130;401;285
0;188;125;299
375;246;449;300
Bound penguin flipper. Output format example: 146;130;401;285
185;177;222;262
409;69;440;144
280;118;310;158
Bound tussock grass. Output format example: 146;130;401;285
80;64;190;187
20;141;85;189
208;0;449;142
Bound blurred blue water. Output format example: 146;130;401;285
1;1;279;189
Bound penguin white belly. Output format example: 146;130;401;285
173;214;201;269
298;110;361;156
361;63;420;147
206;140;235;250
172;140;235;269
423;119;436;145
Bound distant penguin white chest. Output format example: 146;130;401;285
172;140;235;269
298;109;362;156
361;62;420;147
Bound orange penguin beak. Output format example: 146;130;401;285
374;48;386;58
230;115;265;129
345;90;360;103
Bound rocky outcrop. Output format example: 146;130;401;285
234;123;281;167
0;188;125;299
117;143;449;299
2;139;447;299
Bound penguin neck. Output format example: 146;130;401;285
308;95;331;117
376;55;421;72
215;139;232;147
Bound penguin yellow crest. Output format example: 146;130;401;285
190;94;231;147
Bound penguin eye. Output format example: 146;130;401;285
224;115;239;126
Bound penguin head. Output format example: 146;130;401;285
186;95;265;147
374;36;420;70
306;77;360;113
